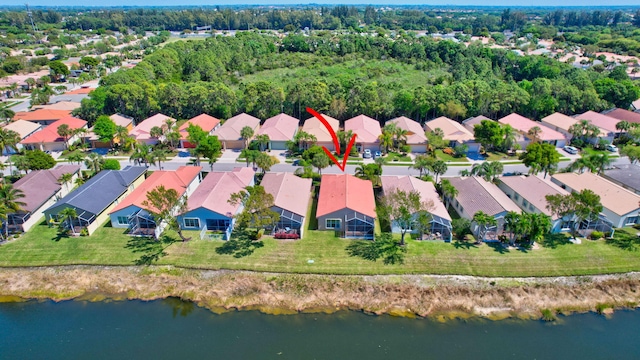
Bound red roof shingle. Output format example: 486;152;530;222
317;174;376;218
20;116;87;144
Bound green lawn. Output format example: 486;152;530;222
581;147;619;158
383;152;411;163
485;151;519;161
435;150;469;162
3;220;640;276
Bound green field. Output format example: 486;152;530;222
2;220;640;277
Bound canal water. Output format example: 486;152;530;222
1;299;639;359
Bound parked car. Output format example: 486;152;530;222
363;149;372;159
374;151;382;158
605;144;618;152
563;146;578;155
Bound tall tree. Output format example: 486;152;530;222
92;115;117;147
254;134;270;152
546;189;603;239
58;172;74;192
378;188;434;246
142;185;190;242
240;126;254;149
431;160;448;184
57;124;73;149
84;152;105;173
472;210;497;243
439;179;458;209
228;185;280;231
519;142;560;178
58;207;78;235
0;183;25;238
0;128;20;174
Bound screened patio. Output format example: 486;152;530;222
4;212;31;234
128;209;157;237
269;207;304;237
344;212;375;240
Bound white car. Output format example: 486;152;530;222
563;146;578;155
605;144;618;152
363;149;372;158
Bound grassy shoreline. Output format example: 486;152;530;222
1;266;639;321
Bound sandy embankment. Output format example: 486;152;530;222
1;266;639;320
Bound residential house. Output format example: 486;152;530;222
381;176;452;241
109;166;202;237
261;172;312;237
424;116;480;153
386;116;428;153
20;116;87;152
2;120;41;154
447;176;521;241
602;164;640;195
110;113;134;131
462;115;491;133
13;109;72;126
178;114;221;148
632;98;640;112
212;113;261;150
178;167;255;240
551;172;640;228
88;113;135;148
129;113;174;145
601;108;640;125
316;174;376;239
32;101;82;112
256;113;299;151
5;165;81;233
344;115;382;152
574;111;620;142
497;175;573;233
498;113;567;148
302;113;340;152
540;112;580;141
43;166;147;235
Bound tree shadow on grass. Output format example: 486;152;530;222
540;233;573;249
51;230;71;242
125;235;179;265
486;242;510;254
606;232;640;251
452;240;478;250
215;229;264;258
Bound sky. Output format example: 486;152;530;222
2;0;640;7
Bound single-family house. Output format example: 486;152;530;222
424;116;480;153
261;172;312;238
88;113;135;148
498;113;567;148
302;113;340;152
632;98;640;112
381;176;452;241
44;166;147;235
178;114;221;148
551;172;640;228
574;111;620;142
316;174;376;239
497;175;573;233
256;113;299;151
4;165;81;233
462;115;491;133
20;116;87;152
109;166;202;237
32;101;82;112
602;164;640;195
344;115;382;153
447;176;521;241
130;113;174;145
540;112;580;141
386;117;428;153
110;113;135;131
212;113;261;150
601;108;640;125
3;120;42;154
178;167;255;240
13;109;72;125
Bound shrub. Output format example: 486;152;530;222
443;147;455;155
452;218;472;239
590;231;604;240
541;309;557;322
274;233;300;239
80;228;89;237
251;228;265;240
102;159;121;170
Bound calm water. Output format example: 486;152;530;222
1;299;640;359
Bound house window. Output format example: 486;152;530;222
117;216;128;225
625;216;639;226
206;219;230;231
522;199;529;208
325;219;341;229
529;204;535;211
459;206;464;213
514;194;520;202
183;218;200;228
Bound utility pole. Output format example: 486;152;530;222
25;3;38;33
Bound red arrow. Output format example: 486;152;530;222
306;107;356;172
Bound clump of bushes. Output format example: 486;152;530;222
590;231;604;240
541;309;557;322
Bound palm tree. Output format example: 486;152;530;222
378;131;394;153
472;211;497;243
431;160;448;183
336;130;354;154
74;177;85;187
616;120;630;138
0;129;20;174
0;108;15;124
588;153;613;175
439;179;458;209
84;153;104;173
354;164;382;187
0;183;25;238
240;126;254;149
568;157;595;174
150;149;168;170
115;125;130;148
130;143;150;166
504;211;521;245
527;126;542;143
58;207;78;235
240;149;259;168
68;152;86;165
502;124;517;152
410;154;434;178
149;126;164;142
58;173;74;192
254;134;270;151
394;128;409;150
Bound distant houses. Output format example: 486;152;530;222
213;113;261;150
302;113;340;152
574;111;620;142
498;113;567;148
20;116;87;152
344;115;382;153
316;174;376;239
44;166;147;235
256;113;299;151
6;165;81;233
109;166;202;237
179;167;255;240
3;120;41;154
13;109;72;126
601;108;640;125
261;172;312;237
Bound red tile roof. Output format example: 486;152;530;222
13;109;72;122
186;167;255;215
109;166;202;214
64;87;93;95
316;174;376;218
20;116;87;144
179;114;221;140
